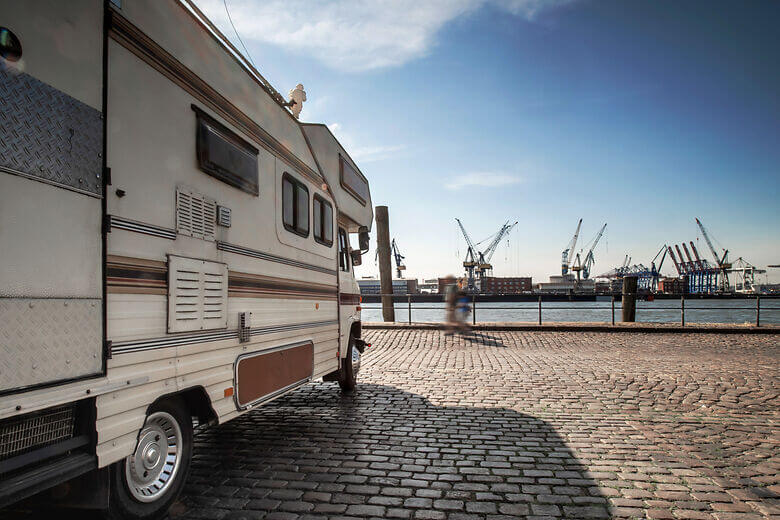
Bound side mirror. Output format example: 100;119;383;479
358;226;370;252
350;250;362;266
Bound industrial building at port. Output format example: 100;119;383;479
359;217;775;296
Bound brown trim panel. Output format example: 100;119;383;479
236;342;314;407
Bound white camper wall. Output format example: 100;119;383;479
97;1;343;467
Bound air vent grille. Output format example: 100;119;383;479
176;189;216;241
168;256;228;333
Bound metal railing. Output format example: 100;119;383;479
360;294;778;327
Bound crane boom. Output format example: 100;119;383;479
483;221;518;264
695;218;721;266
580;223;607;279
456;218;476;253
668;247;682;275
561;219;582;275
689;241;705;270
674;245;687;273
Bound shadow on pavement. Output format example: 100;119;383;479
178;382;610;518
3;383;610;519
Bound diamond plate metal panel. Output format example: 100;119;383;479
0;68;102;195
0;298;103;392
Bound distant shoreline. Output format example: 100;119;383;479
359;293;778;303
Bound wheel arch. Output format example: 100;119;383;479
146;386;218;427
350;320;362;340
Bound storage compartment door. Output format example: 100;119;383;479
0;0;105;393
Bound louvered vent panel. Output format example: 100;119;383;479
168;256;228;333
176;189;216;241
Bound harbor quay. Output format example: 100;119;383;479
169;330;776;518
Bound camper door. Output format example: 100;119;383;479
0;1;105;393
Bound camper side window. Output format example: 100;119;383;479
338;228;350;271
313;195;333;247
282;174;309;237
193;106;259;195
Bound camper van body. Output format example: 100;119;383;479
0;0;372;515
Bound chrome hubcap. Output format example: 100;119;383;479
125;411;182;502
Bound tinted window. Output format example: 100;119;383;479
193;106;259;195
323;203;333;244
339;155;369;206
282;173;309;237
296;187;309;235
313;195;333;247
282;178;294;229
338;228;350;271
313;198;322;240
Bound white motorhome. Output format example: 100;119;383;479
0;1;373;517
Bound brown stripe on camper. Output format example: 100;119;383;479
107;255;167;295
106;257;337;299
228;271;338;300
339;293;361;305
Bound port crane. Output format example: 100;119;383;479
476;221;518;278
728;257;765;293
391;239;406;279
561;219;582;276
456;219;518;291
649;244;668;291
571;223;607;280
695;218;730;291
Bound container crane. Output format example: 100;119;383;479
695;218;731;291
391;239;406;279
476;221;518;277
561;219;582;276
571;223;607;280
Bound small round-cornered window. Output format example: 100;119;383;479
0;27;22;62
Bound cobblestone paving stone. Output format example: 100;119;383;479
168;331;779;520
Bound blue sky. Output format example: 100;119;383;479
194;0;780;283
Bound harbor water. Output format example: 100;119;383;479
360;298;780;325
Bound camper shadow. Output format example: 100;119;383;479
175;382;610;519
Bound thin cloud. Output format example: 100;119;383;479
328;123;404;163
446;172;522;190
194;0;573;72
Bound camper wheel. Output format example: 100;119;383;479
107;398;193;520
338;334;360;392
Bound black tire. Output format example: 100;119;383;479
338;335;359;392
105;398;193;520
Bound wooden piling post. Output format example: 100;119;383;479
621;276;638;323
611;295;615;325
375;206;395;322
538;295;542;325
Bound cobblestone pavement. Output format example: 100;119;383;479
7;330;780;519
170;330;779;520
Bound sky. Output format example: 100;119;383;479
193;0;780;284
